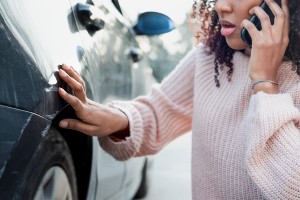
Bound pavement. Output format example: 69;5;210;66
139;132;192;200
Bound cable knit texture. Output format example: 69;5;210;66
99;43;300;199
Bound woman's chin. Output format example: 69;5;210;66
225;37;248;50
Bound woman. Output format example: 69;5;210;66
58;0;300;198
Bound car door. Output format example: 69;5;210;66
69;0;137;103
0;0;89;199
68;0;136;198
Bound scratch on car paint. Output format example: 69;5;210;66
0;118;52;177
0;161;7;178
19;114;33;137
45;85;58;93
41;124;51;137
45;112;58;121
0;115;33;178
0;22;4;30
0;22;11;42
0;110;33;178
13;114;33;150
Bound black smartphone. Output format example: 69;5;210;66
240;0;281;48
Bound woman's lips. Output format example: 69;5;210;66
219;20;236;36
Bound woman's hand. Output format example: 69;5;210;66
58;64;129;137
241;0;290;93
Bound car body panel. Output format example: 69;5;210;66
0;0;78;116
69;0;147;198
71;0;135;103
0;0;127;198
0;0;174;199
0;105;51;199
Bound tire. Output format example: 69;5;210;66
17;128;77;200
134;159;150;199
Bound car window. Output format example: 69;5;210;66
111;0;122;14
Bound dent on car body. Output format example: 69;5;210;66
0;107;33;178
0;105;52;199
0;0;84;120
0;0;173;198
0;12;71;118
0;6;73;198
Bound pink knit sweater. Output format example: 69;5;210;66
99;43;300;199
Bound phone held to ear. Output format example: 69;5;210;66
240;0;281;48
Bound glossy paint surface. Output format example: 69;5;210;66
0;0;162;199
0;105;51;198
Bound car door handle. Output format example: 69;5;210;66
127;47;144;63
76;3;105;31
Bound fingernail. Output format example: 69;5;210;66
61;64;69;69
59;121;68;128
59;69;65;74
59;69;68;77
58;87;66;94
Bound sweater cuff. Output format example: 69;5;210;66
248;92;300;135
98;101;144;161
246;92;300;198
246;91;300;163
250;91;296;111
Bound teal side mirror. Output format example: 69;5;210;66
133;12;175;36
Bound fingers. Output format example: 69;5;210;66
280;0;290;39
241;0;289;46
241;19;259;41
265;0;288;33
265;0;289;45
62;64;86;91
59;87;84;112
265;0;284;19
248;1;283;31
59;66;86;103
59;119;99;136
249;6;272;33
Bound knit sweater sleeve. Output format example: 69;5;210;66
98;44;204;161
244;91;300;199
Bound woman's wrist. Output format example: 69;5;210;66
108;108;130;140
252;81;280;94
109;125;130;141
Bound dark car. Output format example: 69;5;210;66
0;0;174;199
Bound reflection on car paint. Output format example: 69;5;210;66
0;0;175;198
0;0;83;80
0;109;51;198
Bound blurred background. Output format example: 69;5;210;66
120;0;196;82
121;1;195;199
141;133;192;200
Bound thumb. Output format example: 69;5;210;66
59;119;79;130
59;119;99;136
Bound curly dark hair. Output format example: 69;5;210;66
192;0;300;87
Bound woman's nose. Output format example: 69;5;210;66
214;0;233;14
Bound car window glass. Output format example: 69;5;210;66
111;0;122;14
